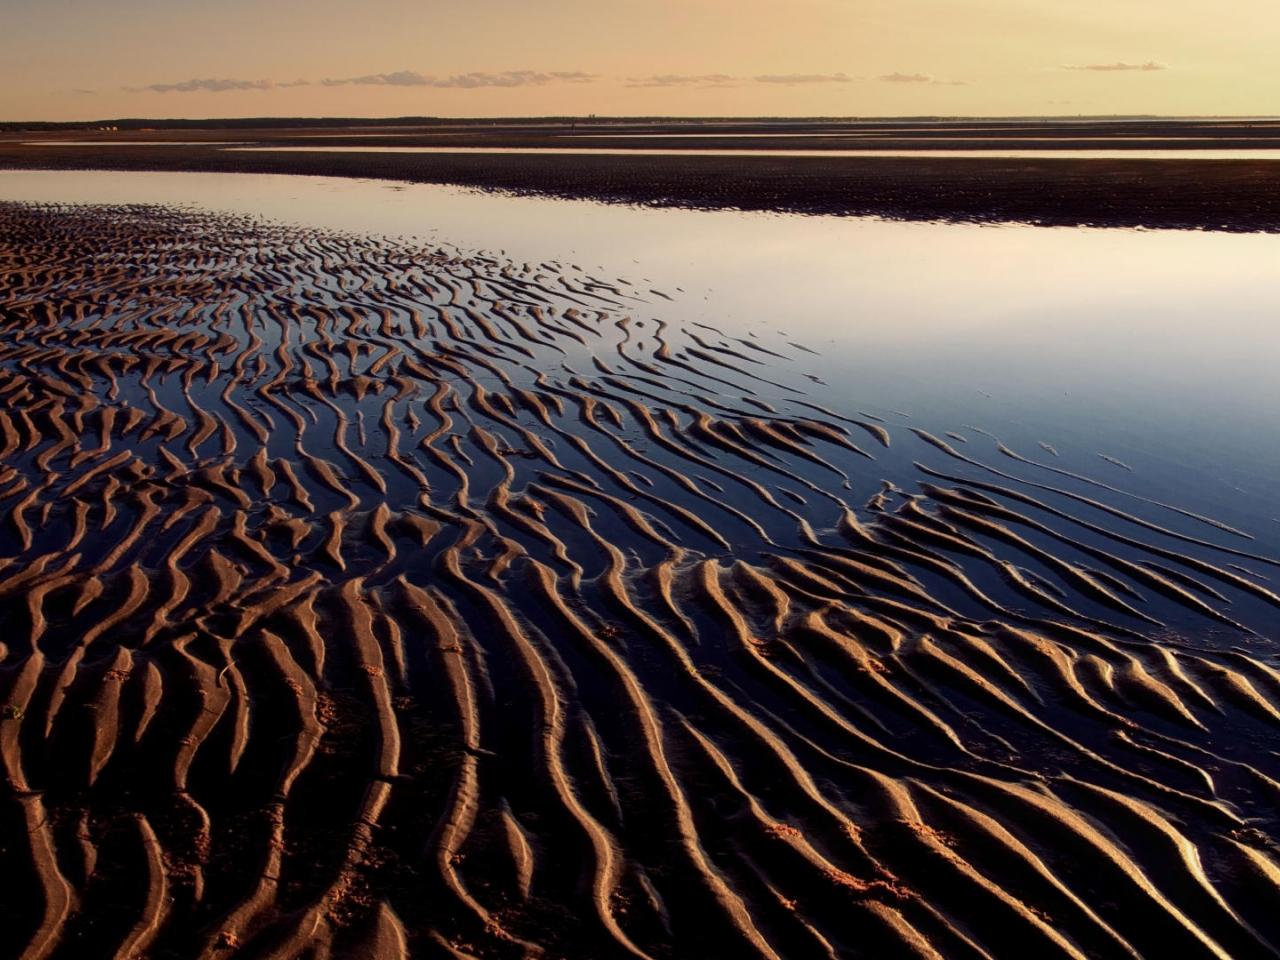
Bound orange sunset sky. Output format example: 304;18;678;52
2;0;1278;120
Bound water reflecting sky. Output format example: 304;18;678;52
224;145;1280;160
2;168;1276;553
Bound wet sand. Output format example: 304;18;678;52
1;200;1279;958
5;118;1280;231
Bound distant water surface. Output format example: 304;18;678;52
225;145;1280;160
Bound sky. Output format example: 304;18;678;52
2;0;1278;120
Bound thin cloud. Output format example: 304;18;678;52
320;71;426;87
624;74;737;88
321;70;596;88
877;72;933;83
931;79;969;86
1063;61;1167;72
754;73;851;85
128;77;310;94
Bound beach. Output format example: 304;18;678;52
2;190;1279;958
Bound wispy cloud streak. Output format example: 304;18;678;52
624;74;737;88
126;67;972;96
754;73;851;85
1063;61;1167;71
128;77;310;93
321;70;596;88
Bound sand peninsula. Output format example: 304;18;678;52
0;198;1278;957
6;116;1280;231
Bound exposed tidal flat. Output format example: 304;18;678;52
9;117;1280;231
1;169;1279;959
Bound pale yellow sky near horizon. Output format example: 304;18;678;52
2;0;1277;121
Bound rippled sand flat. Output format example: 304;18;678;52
1;202;1279;959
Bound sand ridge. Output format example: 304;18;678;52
0;201;1278;958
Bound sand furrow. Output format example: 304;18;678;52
1;201;1276;959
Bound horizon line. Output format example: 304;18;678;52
5;112;1280;127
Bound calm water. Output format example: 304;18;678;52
565;133;1280;141
226;145;1280;160
2;168;1276;568
20;140;248;146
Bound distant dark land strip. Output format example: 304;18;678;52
5;122;1280;231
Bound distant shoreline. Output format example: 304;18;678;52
4;119;1280;232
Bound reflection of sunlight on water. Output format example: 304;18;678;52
2;168;1277;545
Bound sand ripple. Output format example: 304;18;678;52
1;202;1278;959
